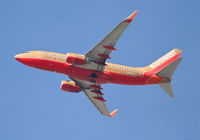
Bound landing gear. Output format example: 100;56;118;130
88;73;98;83
89;79;96;83
90;73;98;78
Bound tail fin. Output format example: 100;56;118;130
148;49;182;97
148;49;182;74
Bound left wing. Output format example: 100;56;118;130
70;77;118;117
75;10;138;72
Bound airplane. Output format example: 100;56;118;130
15;10;182;117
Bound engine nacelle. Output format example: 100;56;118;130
66;53;86;65
60;80;81;92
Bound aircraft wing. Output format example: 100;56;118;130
84;10;138;71
70;77;118;117
83;89;118;117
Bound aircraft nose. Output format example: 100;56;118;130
14;54;24;62
14;54;20;59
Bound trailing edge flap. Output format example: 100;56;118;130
157;57;182;79
159;82;174;97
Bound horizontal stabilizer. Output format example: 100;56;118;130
157;57;182;79
159;82;174;97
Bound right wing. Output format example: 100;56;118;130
70;77;118;117
83;89;118;117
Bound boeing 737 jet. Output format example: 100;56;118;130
15;10;182;117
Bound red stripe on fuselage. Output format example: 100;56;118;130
150;53;181;74
16;57;162;85
16;57;70;74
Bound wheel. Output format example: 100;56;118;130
90;73;98;78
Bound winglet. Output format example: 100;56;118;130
109;109;119;117
124;10;139;23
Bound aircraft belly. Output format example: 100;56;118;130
21;59;161;86
65;65;110;84
104;71;147;85
66;66;150;85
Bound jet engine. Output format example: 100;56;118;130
66;53;86;65
60;80;81;92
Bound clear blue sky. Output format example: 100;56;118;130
0;0;199;140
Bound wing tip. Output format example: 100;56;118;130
124;10;139;23
109;109;119;117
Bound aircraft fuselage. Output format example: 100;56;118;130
15;51;166;85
